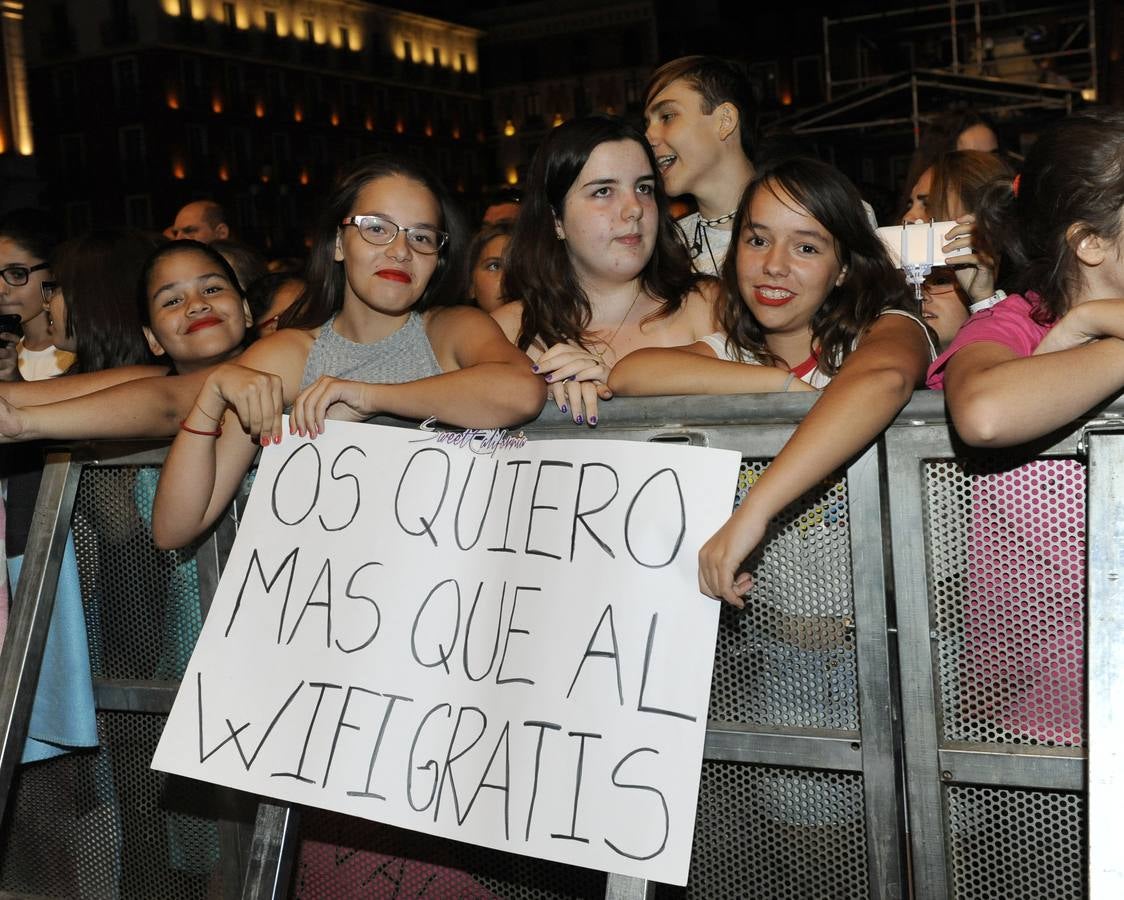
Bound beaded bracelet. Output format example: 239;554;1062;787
180;419;222;437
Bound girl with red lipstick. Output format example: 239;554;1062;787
610;157;934;605
152;154;543;551
493;114;720;427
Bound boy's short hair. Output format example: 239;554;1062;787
644;56;759;164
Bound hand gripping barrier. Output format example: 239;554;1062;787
0;391;1115;900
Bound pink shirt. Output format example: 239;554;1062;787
926;292;1053;390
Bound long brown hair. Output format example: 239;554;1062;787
503;114;701;351
973;109;1124;323
718;157;911;377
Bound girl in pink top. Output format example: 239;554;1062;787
932;109;1124;443
929;111;1124;746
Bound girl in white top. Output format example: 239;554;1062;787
609;156;935;605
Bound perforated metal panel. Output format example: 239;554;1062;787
709;460;857;730
72;465;204;681
924;458;1085;747
657;761;869;900
290;809;606;899
0;711;226;899
946;784;1085;900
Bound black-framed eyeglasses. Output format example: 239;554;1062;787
340;215;448;254
41;281;59;304
0;262;49;287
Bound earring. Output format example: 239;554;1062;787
836;265;848;287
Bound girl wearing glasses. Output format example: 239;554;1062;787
0;209;72;381
152;154;543;549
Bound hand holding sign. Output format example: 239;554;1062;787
153;420;740;885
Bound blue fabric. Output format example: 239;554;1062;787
8;533;99;763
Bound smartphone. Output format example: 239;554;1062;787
0;313;22;348
876;221;972;269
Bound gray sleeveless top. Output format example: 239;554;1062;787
299;311;443;391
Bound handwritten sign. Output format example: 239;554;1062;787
152;420;740;885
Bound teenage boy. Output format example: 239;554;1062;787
643;56;759;276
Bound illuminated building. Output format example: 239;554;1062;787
21;0;486;250
0;0;40;207
467;0;658;192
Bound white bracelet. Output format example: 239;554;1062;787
781;372;796;392
968;289;1007;314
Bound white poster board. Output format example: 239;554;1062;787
152;420;741;885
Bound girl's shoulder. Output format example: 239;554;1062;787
490;299;524;344
239;326;317;384
671;277;722;339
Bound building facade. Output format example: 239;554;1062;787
468;0;658;190
22;0;487;251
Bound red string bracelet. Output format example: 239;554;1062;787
180;420;222;437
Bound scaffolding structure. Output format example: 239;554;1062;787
779;0;1095;146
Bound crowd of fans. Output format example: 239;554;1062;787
0;53;1120;753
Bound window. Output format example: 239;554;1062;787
52;66;77;104
458;52;468;72
230;127;251;166
402;40;413;62
59;134;85;173
112;57;139;104
303;18;314;40
264;11;277;35
431;46;441;66
186;123;208;160
266;69;286;101
525;92;541;117
222;2;235;27
339;27;350;49
124;194;152;229
271;132;290;164
224;61;244;96
118;124;145;175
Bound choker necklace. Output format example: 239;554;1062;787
689;209;738;271
698;209;738;227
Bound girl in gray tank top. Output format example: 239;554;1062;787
154;153;544;551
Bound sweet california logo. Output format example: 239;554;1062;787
414;416;528;457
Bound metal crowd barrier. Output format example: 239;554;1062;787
0;390;1112;899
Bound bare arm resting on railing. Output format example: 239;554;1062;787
0;368;209;443
608;341;817;395
153;313;545;549
944;299;1124;447
0;363;168;406
698;313;931;606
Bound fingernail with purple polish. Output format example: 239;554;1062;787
560;404;568;413
575;415;584;425
589;415;598;425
